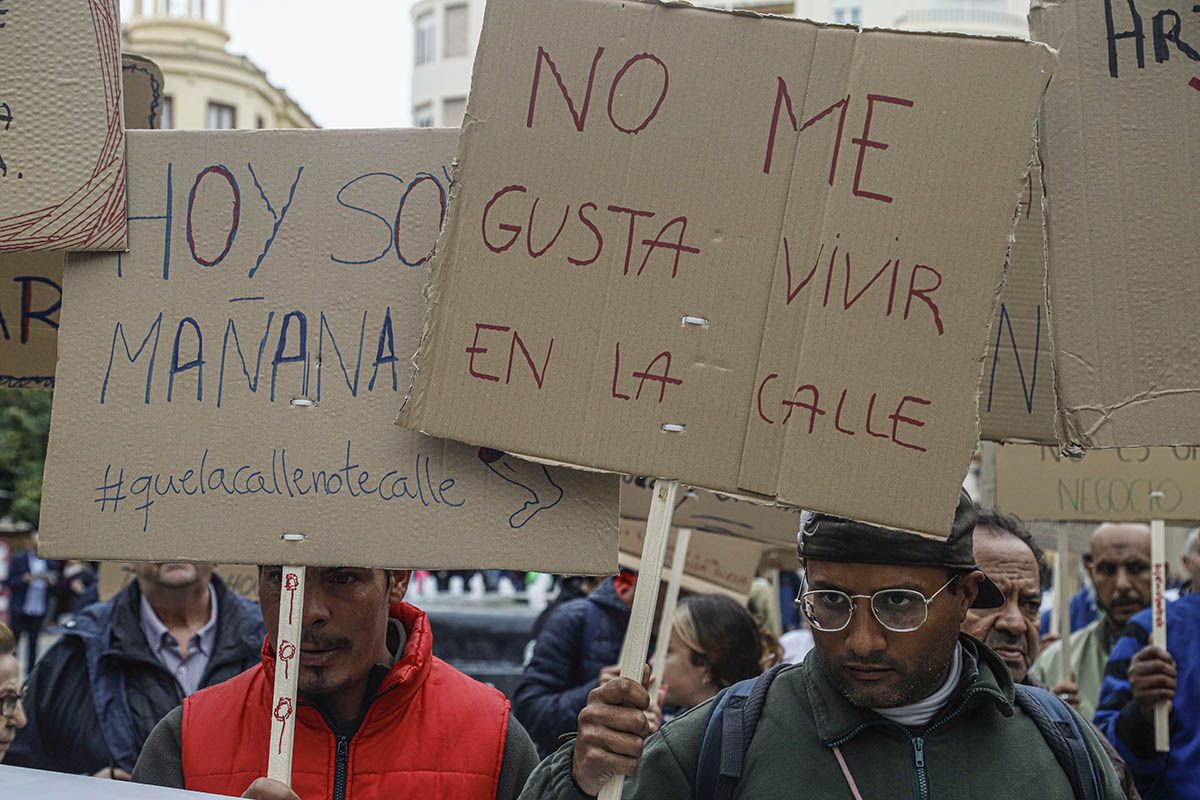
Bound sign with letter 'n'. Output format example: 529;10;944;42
39;130;618;573
397;0;1056;537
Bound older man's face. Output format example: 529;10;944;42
1087;523;1151;628
805;559;979;708
962;531;1041;683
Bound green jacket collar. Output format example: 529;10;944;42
802;634;1015;745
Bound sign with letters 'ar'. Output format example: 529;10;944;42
1032;0;1200;450
39;130;618;573
0;0;127;252
397;0;1055;537
1;54;163;389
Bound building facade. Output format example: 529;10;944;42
409;0;1030;125
122;0;316;130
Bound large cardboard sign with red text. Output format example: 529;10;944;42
1;54;163;388
39;130;618;572
978;161;1057;444
995;444;1200;522
1031;0;1199;450
397;0;1055;537
0;0;127;252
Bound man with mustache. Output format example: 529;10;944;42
960;510;1050;688
1032;524;1152;720
132;567;539;800
519;493;1124;800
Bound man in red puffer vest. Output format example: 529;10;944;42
131;567;539;800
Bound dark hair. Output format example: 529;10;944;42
674;595;782;690
975;508;1050;590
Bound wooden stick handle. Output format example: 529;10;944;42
1150;520;1169;753
649;527;692;700
600;479;679;800
1056;530;1073;686
268;566;306;784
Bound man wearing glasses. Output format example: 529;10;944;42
520;492;1124;800
0;622;28;763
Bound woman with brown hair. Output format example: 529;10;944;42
0;621;28;762
660;594;783;711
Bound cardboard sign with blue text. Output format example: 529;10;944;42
0;54;163;388
0;0;127;252
397;0;1056;537
978;160;1057;445
1031;0;1200;449
39;130;618;572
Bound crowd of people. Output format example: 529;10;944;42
0;504;1196;799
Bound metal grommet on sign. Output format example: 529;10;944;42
290;398;316;408
661;423;685;433
280;532;306;542
681;315;709;328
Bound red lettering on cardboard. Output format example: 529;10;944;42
467;323;509;382
903;264;944;335
526;196;570;258
851;94;915;204
606;53;670;135
608;204;656;275
527;46;605;131
637;216;700;278
781;384;825;432
756;372;780;423
889;395;931;452
482;185;527;253
570;202;604;266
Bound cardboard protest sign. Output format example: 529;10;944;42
1;54;164;388
618;519;761;600
0;0;127;252
620;477;800;547
98;562;260;602
995;444;1200;522
396;0;1055;538
1031;0;1200;450
978;161;1057;444
38;129;619;573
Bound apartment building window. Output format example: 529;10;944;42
444;4;469;58
416;13;436;65
442;96;467;127
206;101;236;130
414;103;434;128
834;5;862;23
161;96;174;130
256;114;266;129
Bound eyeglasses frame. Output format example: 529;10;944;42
795;574;961;634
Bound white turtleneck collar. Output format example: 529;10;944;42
871;644;964;728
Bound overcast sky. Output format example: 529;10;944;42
223;1;415;128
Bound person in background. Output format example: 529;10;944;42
54;560;97;620
660;594;781;712
514;570;636;757
1033;523;1152;720
0;622;28;762
2;533;57;676
747;575;782;638
1179;528;1199;595
1041;584;1099;640
1095;572;1200;799
6;562;264;778
133;566;538;800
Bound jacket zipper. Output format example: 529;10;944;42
825;686;1009;800
333;736;349;800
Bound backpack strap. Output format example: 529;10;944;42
694;664;784;800
1013;684;1104;800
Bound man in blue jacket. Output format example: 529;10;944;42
514;572;635;756
1095;591;1199;799
6;562;263;778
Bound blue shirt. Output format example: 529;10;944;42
138;585;219;696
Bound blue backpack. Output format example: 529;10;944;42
693;666;1104;800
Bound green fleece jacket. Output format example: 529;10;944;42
519;636;1124;800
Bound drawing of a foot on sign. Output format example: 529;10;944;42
478;448;564;528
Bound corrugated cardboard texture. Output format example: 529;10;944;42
995;443;1200;522
397;0;1055;538
39;130;618;573
979;161;1058;443
1;54;163;388
618;520;760;600
1031;0;1199;449
0;0;127;252
620;477;800;547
